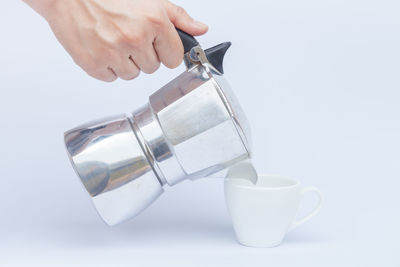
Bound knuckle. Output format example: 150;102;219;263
124;31;146;48
168;59;181;69
144;62;160;74
73;54;116;82
103;75;117;82
120;76;131;81
174;5;187;17
121;70;140;80
146;13;165;27
132;69;141;79
91;60;104;71
166;54;183;69
115;33;127;45
82;62;98;75
132;69;140;79
86;66;116;82
89;71;116;82
78;55;105;73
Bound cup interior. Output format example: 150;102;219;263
228;175;297;188
226;161;258;184
226;162;298;189
256;175;297;188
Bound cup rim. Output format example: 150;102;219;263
225;174;300;190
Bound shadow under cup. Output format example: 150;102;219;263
224;163;322;247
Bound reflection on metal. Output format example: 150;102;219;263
64;39;252;226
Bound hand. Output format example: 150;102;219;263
24;0;208;81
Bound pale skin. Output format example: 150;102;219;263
23;0;208;81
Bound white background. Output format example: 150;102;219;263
1;0;399;266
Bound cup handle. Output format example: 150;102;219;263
288;186;323;232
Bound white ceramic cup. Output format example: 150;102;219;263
225;162;323;247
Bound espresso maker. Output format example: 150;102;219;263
64;30;252;226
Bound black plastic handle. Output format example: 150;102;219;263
176;28;199;54
176;28;231;75
204;42;231;75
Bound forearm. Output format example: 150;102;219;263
22;0;56;19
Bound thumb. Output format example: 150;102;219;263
164;1;208;36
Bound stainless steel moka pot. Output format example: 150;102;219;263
64;30;252;226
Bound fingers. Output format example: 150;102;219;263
164;1;208;36
85;67;117;82
75;1;208;82
154;20;183;68
129;43;160;74
111;56;141;80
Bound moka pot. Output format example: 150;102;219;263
64;30;252;226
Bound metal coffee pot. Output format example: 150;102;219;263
64;30;252;226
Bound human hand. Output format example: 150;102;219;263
24;0;208;81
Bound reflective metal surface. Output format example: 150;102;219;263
150;65;250;179
64;39;252;226
213;75;252;154
64;114;163;225
133;104;186;186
